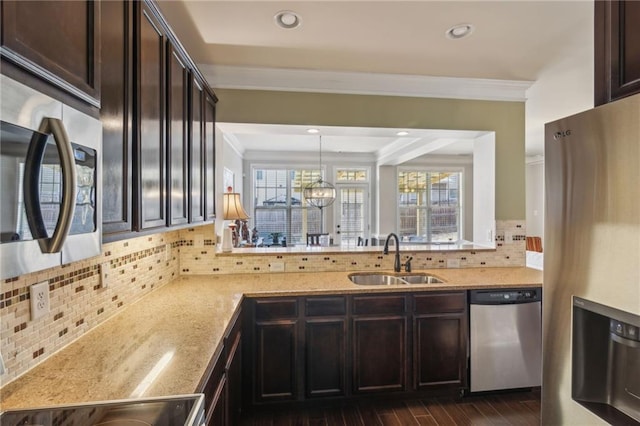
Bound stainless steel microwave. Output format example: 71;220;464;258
0;75;102;280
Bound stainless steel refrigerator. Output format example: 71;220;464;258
543;93;640;424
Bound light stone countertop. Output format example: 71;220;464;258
0;267;542;411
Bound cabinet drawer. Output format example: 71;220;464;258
414;292;466;314
306;297;346;317
255;298;298;320
352;295;407;315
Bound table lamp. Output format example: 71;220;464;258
222;187;249;252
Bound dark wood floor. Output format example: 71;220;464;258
239;391;541;426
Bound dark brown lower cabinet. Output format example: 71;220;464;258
352;316;407;393
209;375;226;426
225;313;243;425
198;308;242;426
245;291;467;409
305;318;347;398
414;292;468;390
252;298;299;403
199;349;225;426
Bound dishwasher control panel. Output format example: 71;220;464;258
470;288;541;304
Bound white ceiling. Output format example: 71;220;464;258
218;122;484;162
157;0;594;158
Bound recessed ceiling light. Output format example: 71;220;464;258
274;10;302;30
396;131;409;136
307;128;319;134
445;24;475;40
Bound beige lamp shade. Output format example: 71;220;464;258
223;192;249;220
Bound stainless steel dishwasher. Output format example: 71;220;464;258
469;288;542;392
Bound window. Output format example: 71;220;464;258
398;170;462;243
253;167;323;245
336;168;368;182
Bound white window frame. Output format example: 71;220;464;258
396;166;464;243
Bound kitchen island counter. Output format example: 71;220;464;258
0;267;541;410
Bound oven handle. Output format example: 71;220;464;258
24;118;77;253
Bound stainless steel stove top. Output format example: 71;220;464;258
0;394;204;426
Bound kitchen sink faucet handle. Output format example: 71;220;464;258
404;256;413;273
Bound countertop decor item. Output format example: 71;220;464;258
222;187;249;250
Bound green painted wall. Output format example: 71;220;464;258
214;89;525;220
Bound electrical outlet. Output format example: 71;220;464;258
30;281;50;321
446;258;461;268
269;262;285;272
100;262;110;288
165;243;172;262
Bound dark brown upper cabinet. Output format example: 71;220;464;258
137;3;167;230
1;0;101;107
595;0;640;105
204;93;217;221
166;43;189;226
190;76;206;224
101;0;134;236
98;0;217;240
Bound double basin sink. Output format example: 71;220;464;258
349;272;443;286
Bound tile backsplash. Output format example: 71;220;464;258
0;220;525;386
0;231;181;385
179;221;526;274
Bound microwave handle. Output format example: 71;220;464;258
24;118;77;253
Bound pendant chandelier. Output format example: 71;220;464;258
303;135;336;209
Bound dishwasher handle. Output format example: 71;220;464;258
470;288;541;304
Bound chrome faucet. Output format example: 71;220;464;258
383;233;401;273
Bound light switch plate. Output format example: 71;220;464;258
30;281;50;321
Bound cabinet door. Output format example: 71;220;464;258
166;43;189;226
255;321;298;402
1;0;100;105
414;313;467;390
253;297;299;402
305;318;346;398
204;93;216;220
352;316;407;393
190;76;206;223
101;0;134;236
137;4;166;230
595;0;640;105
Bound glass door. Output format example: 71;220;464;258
336;185;368;247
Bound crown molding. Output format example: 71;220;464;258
222;133;245;157
201;65;533;102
